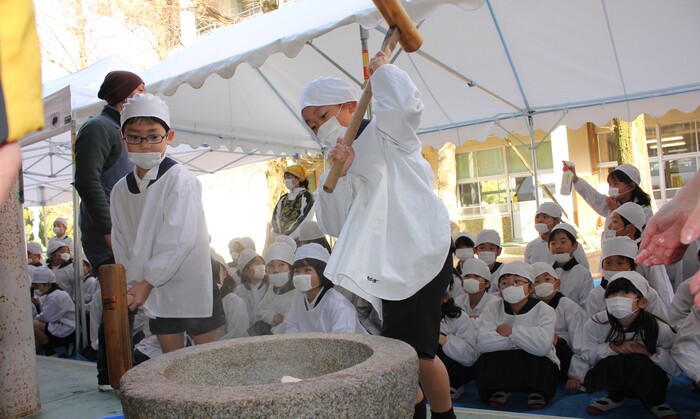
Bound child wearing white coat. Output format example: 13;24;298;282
548;223;593;307
581;271;679;418
31;268;75;354
452;231;476;299
671;307;700;389
234;248;269;329
257;242;299;334
454;258;500;318
475;261;560;410
285;244;366;334
524;202;589;268
474;229;505;294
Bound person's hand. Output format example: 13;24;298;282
273;313;284;325
553;334;559;345
368;51;390;76
496;324;512;337
565;378;582;394
605;196;619;212
104;233;112;249
562;161;578;183
126;280;154;311
438;333;447;346
636;195;695;266
627;341;651;356
328;139;355;177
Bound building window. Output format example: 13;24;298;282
646;120;700;203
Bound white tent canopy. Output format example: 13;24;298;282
135;0;700;153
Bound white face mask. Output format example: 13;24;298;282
455;248;474;262
53;227;62;235
601;270;621;281
552;252;572;265
462;278;482;294
534;223;550;234
252;265;266;280
284;179;296;191
501;285;527;304
602;229;618;240
315;107;347;147
293;274;314;293
229;252;240;266
534;282;555;298
59;252;71;262
606;296;638;319
477;251;496;265
268;271;290;287
128;151;164;170
33;288;44;297
608;187;620;198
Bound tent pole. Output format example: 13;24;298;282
527;113;541;208
71;125;86;355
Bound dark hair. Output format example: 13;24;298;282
441;297;463;319
455;236;475;248
239;256;268;287
608;170;652;207
46;283;61;294
547;229;577;245
300;179;310;189
122;116;170;132
220;275;236;298
307;237;332;253
292;258;334;289
616;214;642;240
600;277;659;355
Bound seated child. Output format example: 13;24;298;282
437;280;479;400
581;272;680;418
669;277;695;328
285;244;366;334
531;262;587;390
525;202;589;268
46;240;75;300
111;93;225;353
452;231;476;299
671;308;700;389
475;261;560;410
27;241;44;267
218;258;249;340
257;242;298;334
454;258;499;318
584;236;669;322
548;223;593;307
234;248;269;328
31;267;75;355
474;229;505;294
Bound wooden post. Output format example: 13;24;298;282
99;264;132;388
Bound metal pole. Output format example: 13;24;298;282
527;113;541;208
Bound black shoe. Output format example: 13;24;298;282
80;346;98;362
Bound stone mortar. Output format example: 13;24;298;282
120;333;418;418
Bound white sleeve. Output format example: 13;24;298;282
442;315;479;367
651;322;680;376
144;175;205;288
110;186;130;272
36;293;71;323
284;297;301;334
573;245;590;269
370;64;423;153
568;354;590;381
669;279;693;328
672;309;700;383
510;306;556;357
573;177;610;218
580;314;618;365
329;297;361;333
221;295;249;339
477;303;514;353
314;171;357;237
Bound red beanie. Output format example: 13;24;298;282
97;71;144;105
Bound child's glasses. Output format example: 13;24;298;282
124;133;168;145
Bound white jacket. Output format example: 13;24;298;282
285;287;367;334
219;292;249;340
440;311;479;367
257;284;298;332
455;291;500;318
314;64;451;313
669;278;693;328
524;237;589;268
584;283;670;322
35;288;75;338
554;263;593;308
671;308;700;383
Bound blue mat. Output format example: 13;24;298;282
453;374;699;418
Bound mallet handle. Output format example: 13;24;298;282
99;264;133;389
322;28;400;193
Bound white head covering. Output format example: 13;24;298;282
614;202;646;231
294;243;330;264
264;242;295;266
27;242;43;255
499;261;535;283
609;271;649;297
550;223;577;241
121;93;171;130
229;237;256;252
47;240;69;256
299;220;325;241
54;217;68;228
210;252;227;268
601;236;639;261
31;267;56;284
237;248;260;271
453;231;475;245
475;229;501;248
613;164;641;185
228;237;240;252
531;261;559;280
299;77;359;111
275;235;298;252
461;258;491;280
536;202;562;218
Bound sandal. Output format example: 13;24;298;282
527;393;546;410
586;397;624;415
488;391;511;408
650;404;679;419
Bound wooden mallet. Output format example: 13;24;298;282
99;264;133;389
322;0;423;193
